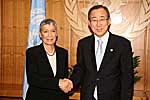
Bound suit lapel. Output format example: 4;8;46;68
39;44;55;77
55;46;60;77
87;35;97;72
100;33;115;69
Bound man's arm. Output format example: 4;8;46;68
120;40;134;100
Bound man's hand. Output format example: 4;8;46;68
59;78;73;93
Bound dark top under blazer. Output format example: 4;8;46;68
70;33;134;100
25;43;69;100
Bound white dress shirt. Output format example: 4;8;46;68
94;31;109;70
94;31;109;99
47;52;57;76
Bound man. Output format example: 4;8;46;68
60;5;134;100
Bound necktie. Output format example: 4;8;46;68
96;39;103;70
94;39;103;100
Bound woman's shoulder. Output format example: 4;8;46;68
55;45;68;53
26;44;41;54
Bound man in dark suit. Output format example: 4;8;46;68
61;5;134;100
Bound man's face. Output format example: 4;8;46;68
88;8;111;37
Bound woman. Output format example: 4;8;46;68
25;18;70;100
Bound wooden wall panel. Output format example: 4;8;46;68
46;0;73;65
0;0;30;97
0;0;2;86
0;0;149;99
143;26;150;98
132;33;145;90
145;25;150;98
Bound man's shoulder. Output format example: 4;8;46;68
110;33;131;48
79;35;93;43
110;33;130;43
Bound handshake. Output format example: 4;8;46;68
59;78;73;93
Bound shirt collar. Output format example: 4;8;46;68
94;31;109;43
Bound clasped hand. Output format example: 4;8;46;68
59;78;73;93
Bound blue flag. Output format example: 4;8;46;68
22;0;45;99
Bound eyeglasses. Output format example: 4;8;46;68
90;18;109;23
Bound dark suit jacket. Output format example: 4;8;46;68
25;43;69;100
70;32;134;100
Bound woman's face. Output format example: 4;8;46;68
40;24;57;46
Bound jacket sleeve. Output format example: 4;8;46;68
120;40;134;100
70;40;84;90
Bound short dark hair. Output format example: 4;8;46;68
39;18;57;32
88;5;110;21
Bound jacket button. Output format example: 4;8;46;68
96;78;100;81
